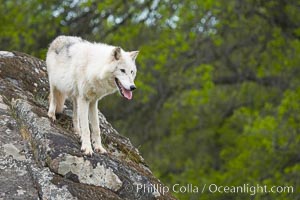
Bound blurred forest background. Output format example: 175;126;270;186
1;0;300;199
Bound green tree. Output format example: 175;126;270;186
1;0;300;199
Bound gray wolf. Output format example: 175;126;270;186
46;35;139;155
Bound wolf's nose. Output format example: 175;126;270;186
130;85;136;91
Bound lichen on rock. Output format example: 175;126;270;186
58;154;122;191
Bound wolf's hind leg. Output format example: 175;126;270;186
55;91;66;114
48;85;65;121
72;98;80;137
48;85;57;121
89;100;107;153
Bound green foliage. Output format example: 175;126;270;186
1;0;300;199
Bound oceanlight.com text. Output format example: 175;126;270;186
208;183;294;196
133;183;294;196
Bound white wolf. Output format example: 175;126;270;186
46;35;138;155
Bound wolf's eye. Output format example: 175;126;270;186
120;69;126;73
131;70;134;75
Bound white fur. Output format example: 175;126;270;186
46;35;138;155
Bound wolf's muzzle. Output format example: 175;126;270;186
130;85;136;91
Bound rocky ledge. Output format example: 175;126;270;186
0;51;175;200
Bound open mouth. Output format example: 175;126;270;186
115;78;133;100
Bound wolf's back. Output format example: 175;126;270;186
48;35;84;55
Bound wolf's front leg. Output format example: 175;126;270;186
77;97;93;156
89;100;107;153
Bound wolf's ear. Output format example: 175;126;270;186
112;47;121;60
129;51;139;61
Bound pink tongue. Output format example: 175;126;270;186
122;88;133;100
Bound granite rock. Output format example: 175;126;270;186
0;51;176;200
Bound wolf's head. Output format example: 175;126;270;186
110;47;139;100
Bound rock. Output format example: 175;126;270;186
0;51;176;200
0;94;38;200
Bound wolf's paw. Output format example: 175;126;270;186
93;140;107;154
47;111;56;121
81;143;94;156
94;145;107;154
